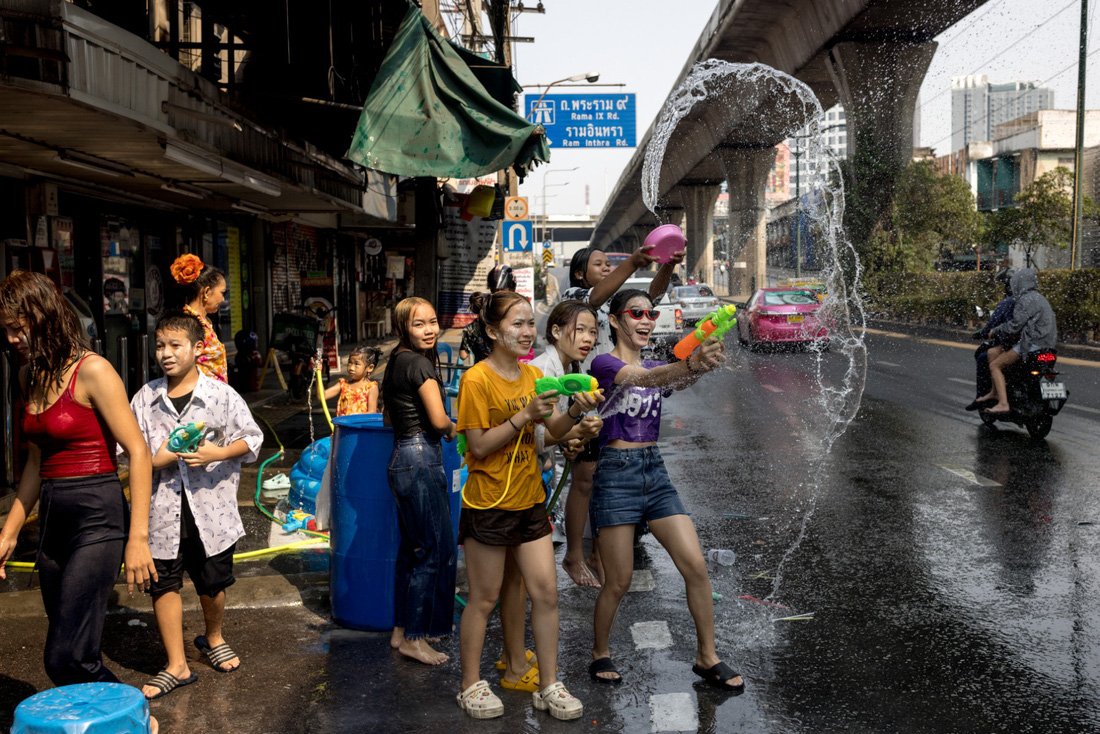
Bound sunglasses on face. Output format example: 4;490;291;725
615;308;661;321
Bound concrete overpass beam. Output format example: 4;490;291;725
679;185;721;286
825;40;937;242
719;145;776;299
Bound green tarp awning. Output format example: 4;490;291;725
347;5;549;181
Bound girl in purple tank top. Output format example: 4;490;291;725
587;289;745;693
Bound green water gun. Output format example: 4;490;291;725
534;374;599;417
168;421;206;453
456;433;466;458
673;304;737;361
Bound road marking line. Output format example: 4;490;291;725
948;377;975;386
761;384;783;393
631;621;673;650
1065;403;1100;415
935;463;1002;487
650;692;698;732
628;569;655;593
877;361;901;367
863;327;1100;368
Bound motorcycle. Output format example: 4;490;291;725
972;308;1068;439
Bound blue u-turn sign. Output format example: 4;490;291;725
525;94;636;149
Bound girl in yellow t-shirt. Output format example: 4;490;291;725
455;290;602;722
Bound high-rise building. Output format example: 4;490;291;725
951;75;1055;152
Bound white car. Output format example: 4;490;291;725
670;284;720;325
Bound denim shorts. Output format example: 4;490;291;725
591;446;686;533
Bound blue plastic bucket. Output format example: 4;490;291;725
330;414;461;631
11;683;150;734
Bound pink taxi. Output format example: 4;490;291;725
737;288;828;350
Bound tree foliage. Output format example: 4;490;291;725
983;166;1097;267
864;161;982;273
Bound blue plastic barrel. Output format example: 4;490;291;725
330;414;461;631
12;683;150;734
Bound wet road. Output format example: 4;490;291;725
302;328;1100;733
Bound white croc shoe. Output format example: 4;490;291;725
532;681;583;721
456;680;504;719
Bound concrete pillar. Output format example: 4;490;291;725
679;185;721;286
629;224;651;253
825;41;937;243
719;145;776;300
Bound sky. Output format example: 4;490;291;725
496;0;1100;220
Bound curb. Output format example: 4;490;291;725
867;318;1100;363
0;571;329;618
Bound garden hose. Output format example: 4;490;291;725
316;366;334;432
544;462;573;517
251;410;330;541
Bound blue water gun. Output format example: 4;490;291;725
282;509;317;533
168;422;206;453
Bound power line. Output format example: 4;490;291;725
929;44;1100;151
936;0;1012;47
919;0;1077;112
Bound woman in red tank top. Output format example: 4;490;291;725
0;271;158;695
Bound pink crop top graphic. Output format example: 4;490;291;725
590;354;665;447
21;356;119;478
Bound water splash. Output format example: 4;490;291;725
641;60;868;599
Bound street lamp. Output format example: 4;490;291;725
541;167;578;243
525;72;600;119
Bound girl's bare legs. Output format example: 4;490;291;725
500;550;533;684
647;514;742;688
590;524;635;681
563;460;602;587
510;534;560;689
460;539;507;691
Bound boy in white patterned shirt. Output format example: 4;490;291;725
129;310;263;700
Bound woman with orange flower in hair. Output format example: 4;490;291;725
170;254;228;383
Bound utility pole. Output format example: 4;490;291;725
793;138;803;278
1071;0;1089;269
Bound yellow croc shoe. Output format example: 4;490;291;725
494;648;536;671
499;666;540;693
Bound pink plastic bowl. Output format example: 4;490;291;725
643;224;685;264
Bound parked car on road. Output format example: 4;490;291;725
738;288;828;350
670;284;719;325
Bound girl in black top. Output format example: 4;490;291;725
382;297;458;665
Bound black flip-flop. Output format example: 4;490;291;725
195;635;240;673
588;657;623;685
144;670;198;700
692;661;745;691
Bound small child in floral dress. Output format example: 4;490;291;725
324;346;381;416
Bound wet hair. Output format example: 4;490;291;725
469;290;530;350
171;255;226;307
607;289;652;345
155;309;204;344
569;247;603;289
0;270;89;400
544;300;597;346
487;264;516;292
348;345;381;369
391;297;442;375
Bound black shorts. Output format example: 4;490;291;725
459;503;552;547
576;437;601;464
149;535;236;598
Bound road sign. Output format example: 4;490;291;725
542;239;552;250
502;220;533;252
542;249;554;266
525;93;636;149
505;196;529;220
